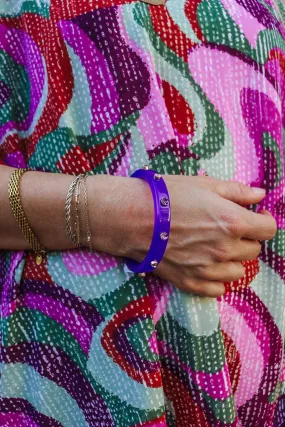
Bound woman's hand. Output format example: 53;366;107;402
126;175;277;298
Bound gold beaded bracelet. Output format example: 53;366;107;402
8;168;47;265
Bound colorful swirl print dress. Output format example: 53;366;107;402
0;0;285;426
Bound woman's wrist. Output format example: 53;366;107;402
20;170;76;251
0;165;154;258
86;174;154;260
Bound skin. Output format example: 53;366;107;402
0;165;277;297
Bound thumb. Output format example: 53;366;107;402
213;181;266;206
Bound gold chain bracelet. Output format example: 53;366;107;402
65;174;83;247
65;173;92;250
74;175;84;247
8;168;47;265
83;174;92;251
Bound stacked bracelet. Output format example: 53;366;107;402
83;174;92;251
8;168;47;265
124;165;171;276
65;174;84;247
65;172;92;249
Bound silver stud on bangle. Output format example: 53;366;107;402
150;260;158;268
142;165;149;170
154;174;161;180
160;232;168;240
160;197;169;207
138;272;147;277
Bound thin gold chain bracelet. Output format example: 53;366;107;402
65;173;92;250
74;175;84;247
65;174;83;247
83;174;92;251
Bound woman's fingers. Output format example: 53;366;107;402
231;239;262;261
209;179;266;206
208;178;276;241
259;209;273;216
180;279;225;298
238;207;277;241
195;261;246;282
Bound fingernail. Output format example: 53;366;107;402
252;187;266;195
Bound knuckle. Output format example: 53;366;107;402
214;245;231;262
236;182;247;198
223;211;244;237
194;265;210;280
225;182;243;199
215;183;228;199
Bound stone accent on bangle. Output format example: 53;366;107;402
160;232;169;240
138;273;147;278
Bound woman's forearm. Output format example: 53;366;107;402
0;165;154;258
0;165;278;297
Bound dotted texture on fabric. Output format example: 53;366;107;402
0;0;285;426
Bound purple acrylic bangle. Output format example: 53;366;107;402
124;166;171;275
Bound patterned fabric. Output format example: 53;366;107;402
0;0;285;425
